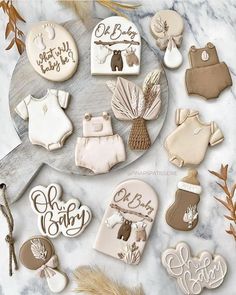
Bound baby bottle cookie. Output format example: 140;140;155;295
166;169;201;231
94;179;158;265
150;10;184;69
162;242;227;295
91;16;141;75
19;236;68;293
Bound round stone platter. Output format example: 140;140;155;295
0;19;168;204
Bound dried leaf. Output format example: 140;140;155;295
5;21;14;39
9;4;25;22
224;215;235;221
231;184;236;197
5;38;14;50
209;170;224;180
221;164;228;180
214;197;232;211
216;182;231;197
15;37;25;54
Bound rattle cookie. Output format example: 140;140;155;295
164;108;224;167
91;16;141;75
26;21;78;81
185;42;232;99
19;236;68;293
166;169;201;231
162;242;227;295
150;10;184;69
94;179;158;265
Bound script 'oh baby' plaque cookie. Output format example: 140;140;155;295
162;242;227;295
94;179;158;265
91;16;141;75
26;21;79;81
29;183;92;238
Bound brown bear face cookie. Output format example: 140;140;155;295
19;236;68;293
185;42;232;99
166;169;201;231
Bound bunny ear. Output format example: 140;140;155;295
111;77;144;121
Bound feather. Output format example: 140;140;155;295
30;239;47;261
74;265;144;295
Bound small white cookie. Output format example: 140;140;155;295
26;21;79;81
162;242;227;295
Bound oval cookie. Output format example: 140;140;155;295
26;21;79;81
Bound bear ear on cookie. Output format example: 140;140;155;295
91;16;141;75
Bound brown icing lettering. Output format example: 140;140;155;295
95;22;137;40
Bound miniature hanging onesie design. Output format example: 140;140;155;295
94;179;158;265
15;89;73;151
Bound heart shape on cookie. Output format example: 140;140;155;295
162;242;227;295
29;183;92;238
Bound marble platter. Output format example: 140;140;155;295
0;19;168;204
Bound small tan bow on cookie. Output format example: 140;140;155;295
37;255;58;278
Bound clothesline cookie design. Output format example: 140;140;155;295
164;108;224;167
150;10;184;69
26;21;79;81
91;16;141;75
94;179;158;265
162;242;227;295
29;183;92;238
15;89;73;151
75;112;126;174
19;236;68;293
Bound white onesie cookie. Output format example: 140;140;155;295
15;89;73;151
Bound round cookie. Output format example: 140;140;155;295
19;236;54;270
26;21;79;81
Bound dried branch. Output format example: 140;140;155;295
209;164;236;241
0;0;25;54
94;39;140;46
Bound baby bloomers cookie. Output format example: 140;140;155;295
75;112;126;174
19;236;68;293
150;10;184;69
166;170;201;231
162;242;227;295
94;179;158;265
29;183;92;238
165;109;224;167
91;16;141;75
26;21;79;81
185;42;232;99
15;89;73;151
107;69;162;150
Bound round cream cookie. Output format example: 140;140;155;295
26;21;79;81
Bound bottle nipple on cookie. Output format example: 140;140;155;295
164;37;183;69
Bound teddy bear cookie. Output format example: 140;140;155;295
162;242;227;295
164;108;224;167
91;16;141;75
150;10;184;69
107;69;162;150
166;169;201;231
15;89;73;151
75;112;126;174
94;179;158;265
29;183;92;238
185;42;232;99
19;236;68;293
26;21;79;81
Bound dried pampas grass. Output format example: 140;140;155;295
74;265;145;295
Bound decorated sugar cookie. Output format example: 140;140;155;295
185;42;232;99
107;69;162;150
19;236;68;293
162;242;227;295
26;21;79;81
166;170;201;231
29;184;92;238
75;112;126;174
94;179;158;265
150;10;184;69
91;16;141;75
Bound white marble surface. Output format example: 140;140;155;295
0;0;236;294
